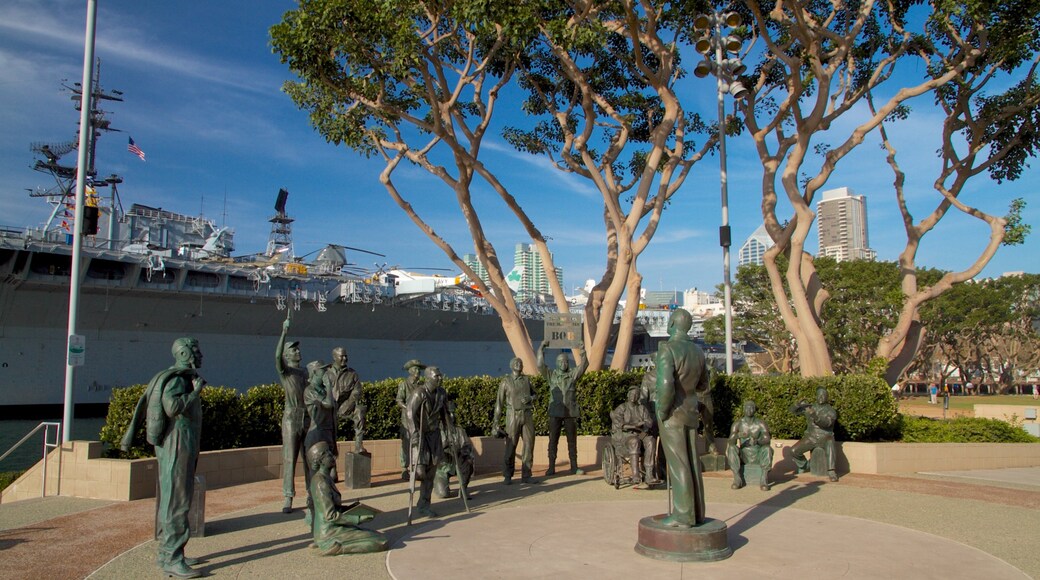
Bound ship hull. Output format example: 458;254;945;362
0;250;539;408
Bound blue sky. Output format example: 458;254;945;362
1;1;1036;297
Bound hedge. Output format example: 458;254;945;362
101;370;907;457
898;415;1040;443
709;373;900;441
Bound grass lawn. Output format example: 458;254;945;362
899;394;1039;417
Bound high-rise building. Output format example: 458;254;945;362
462;253;489;285
512;243;562;300
816;187;876;262
738;223;774;267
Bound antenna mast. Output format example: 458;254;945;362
265;188;294;258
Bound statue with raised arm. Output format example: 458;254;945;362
655;309;709;527
406;366;451;518
150;338;206;578
396;359;426;479
611;385;660;486
726;400;773;490
538;340;587;476
307;441;389;555
491;357;538;485
275;313;310;513
324;347;367;454
790;387;839;482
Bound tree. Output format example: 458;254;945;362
704;262;797;374
868;1;1040;385
502;1;716;369
271;1;564;370
736;0;1036;378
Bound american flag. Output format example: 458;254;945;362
128;137;146;161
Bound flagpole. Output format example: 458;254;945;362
63;0;99;443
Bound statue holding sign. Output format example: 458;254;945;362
539;339;587;476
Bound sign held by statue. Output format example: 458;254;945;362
544;313;583;349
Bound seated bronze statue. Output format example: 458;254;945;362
726;400;773;491
610;385;661;486
307;442;389;555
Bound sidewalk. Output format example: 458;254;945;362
2;467;1038;579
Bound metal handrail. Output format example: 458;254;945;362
0;422;63;498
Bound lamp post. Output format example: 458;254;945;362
694;9;747;374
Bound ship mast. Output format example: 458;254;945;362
30;58;123;240
265;188;295;258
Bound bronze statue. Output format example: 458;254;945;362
406;366;452;518
538;340;587;476
790;387;839;482
726;400;773;490
655;309;708;527
610;385;660;486
275;313;310;513
307;441;389;555
435;400;475;500
150;338;206;578
491;357;538;485
324;347;367;454
304;361;336;463
396;359;426;479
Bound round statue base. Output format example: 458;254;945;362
634;515;732;562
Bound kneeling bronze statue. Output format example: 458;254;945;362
307;442;388;555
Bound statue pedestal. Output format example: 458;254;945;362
809;447;828;476
699;453;727;472
340;451;371;489
634;514;731;562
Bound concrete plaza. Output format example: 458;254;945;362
1;466;1038;579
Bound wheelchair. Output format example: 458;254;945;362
601;438;663;489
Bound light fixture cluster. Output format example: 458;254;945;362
693;11;748;100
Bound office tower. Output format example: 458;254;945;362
738;223;774;267
462;253;489;285
817;187;876;262
513;243;562;300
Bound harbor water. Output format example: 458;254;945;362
0;417;107;472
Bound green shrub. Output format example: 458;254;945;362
199;386;243;451
240;384;284;448
99;384;147;458
101;369;908;457
102;384;245;457
899;415;1040;443
710;373;899;442
0;470;26;493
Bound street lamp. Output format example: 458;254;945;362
694;9;748;374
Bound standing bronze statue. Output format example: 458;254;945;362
307;441;389;555
275;313;310;513
790;387;839;482
538;340;587;476
406;366;452;518
726;400;773;490
149;338;206;578
396;359;426;479
435;400;475;500
610;385;660;486
303;361;336;466
324;347;367;454
655;309;709;527
491;357;538;485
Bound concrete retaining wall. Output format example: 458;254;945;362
3;435;1039;504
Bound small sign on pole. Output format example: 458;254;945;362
544;313;583;349
68;334;86;366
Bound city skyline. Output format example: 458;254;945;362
0;1;1036;298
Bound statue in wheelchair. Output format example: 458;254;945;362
603;385;663;488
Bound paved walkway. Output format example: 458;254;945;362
1;467;1038;579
